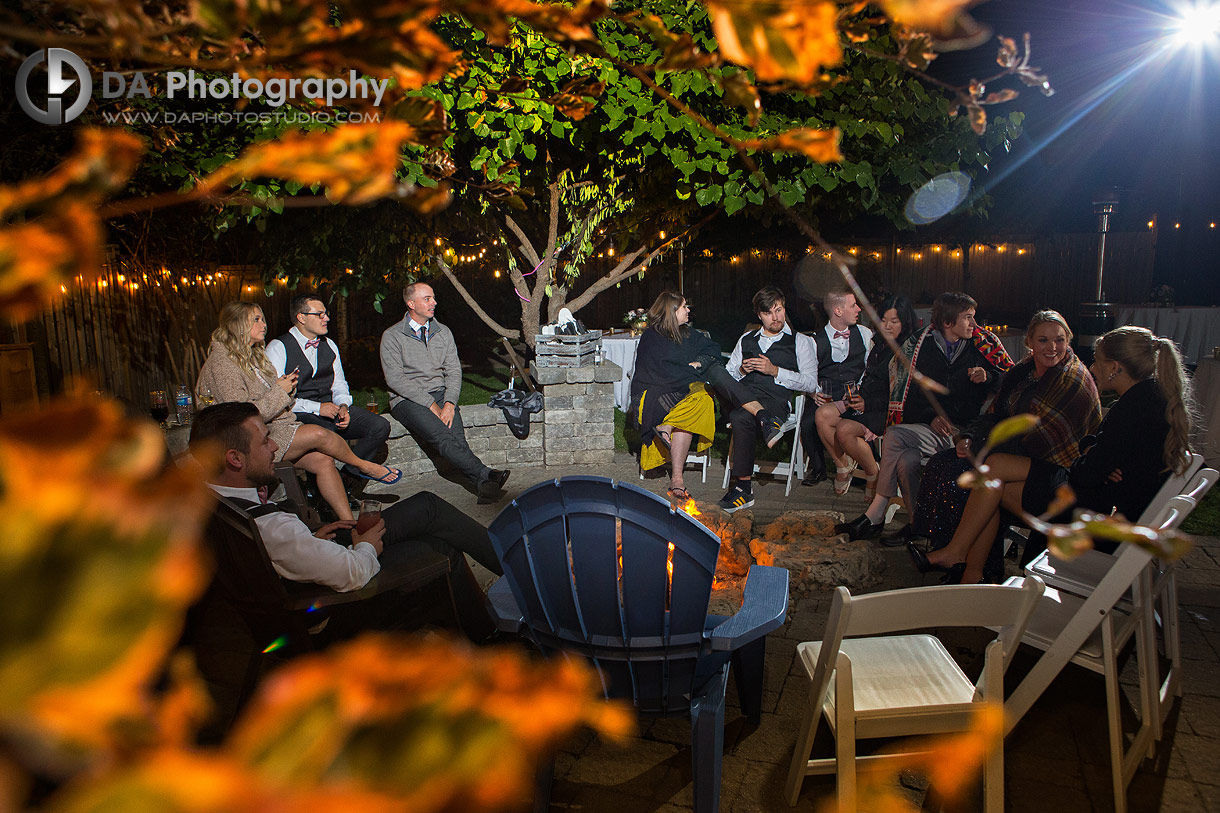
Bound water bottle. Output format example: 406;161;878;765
175;385;193;425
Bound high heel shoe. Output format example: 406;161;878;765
907;542;950;574
939;563;968;585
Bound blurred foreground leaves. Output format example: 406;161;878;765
0;394;632;811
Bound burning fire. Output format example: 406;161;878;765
679;498;701;517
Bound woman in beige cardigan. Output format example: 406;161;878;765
196;301;401;520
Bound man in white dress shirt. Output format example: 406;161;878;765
266;294;391;487
191;402;499;640
713;286;819;512
800;289;874;487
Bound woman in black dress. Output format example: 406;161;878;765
825;295;919;502
629;291;722;501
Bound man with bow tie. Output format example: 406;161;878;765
267;294;391;487
799;289;873;488
380;283;510;504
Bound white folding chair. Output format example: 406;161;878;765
1003;488;1207;813
722;394;806;496
1024;459;1215;741
784;577;1045;813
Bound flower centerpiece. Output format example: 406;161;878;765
623;308;649;334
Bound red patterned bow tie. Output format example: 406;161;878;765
305;338;321;349
834;330;850;340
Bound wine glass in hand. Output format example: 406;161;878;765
149;390;169;428
355;499;383;534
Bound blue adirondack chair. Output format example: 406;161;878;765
487;476;789;812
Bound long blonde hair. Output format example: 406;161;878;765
1095;326;1194;474
212;301;277;380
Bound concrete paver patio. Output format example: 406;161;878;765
368;452;1220;812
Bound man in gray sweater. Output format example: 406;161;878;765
380;282;510;503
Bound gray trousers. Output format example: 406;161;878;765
877;423;954;503
390;391;489;485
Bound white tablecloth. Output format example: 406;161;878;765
601;332;641;411
1116;306;1220;366
1193;357;1220;468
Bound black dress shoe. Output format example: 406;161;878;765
939;563;968;585
801;467;827;487
835;514;884;541
477;469;511;504
907;541;950;574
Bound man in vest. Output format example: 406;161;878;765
381;282;510;504
714;286;819;513
190;401;499;642
799;289;873;490
267;294;391;489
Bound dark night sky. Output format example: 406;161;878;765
944;0;1220;233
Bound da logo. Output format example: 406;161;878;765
16;48;92;125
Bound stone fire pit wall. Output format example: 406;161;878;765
383;359;621;477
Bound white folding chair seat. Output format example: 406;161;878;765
785;578;1044;813
722;394;806;496
1004;490;1205;813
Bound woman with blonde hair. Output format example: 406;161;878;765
911;310;1102;583
629;291;721;502
197;301;401;520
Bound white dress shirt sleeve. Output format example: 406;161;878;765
265;339;287;376
254;510;381;592
774;332;819;394
727;335;747;382
857;326;875;384
330;349;353;408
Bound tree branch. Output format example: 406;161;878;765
434;258;520;338
503;214;540;268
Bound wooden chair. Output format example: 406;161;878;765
487;476;789;812
1002;479;1211;813
189;495;453;719
1023;457;1214;738
784;577;1045;812
721;393;806;496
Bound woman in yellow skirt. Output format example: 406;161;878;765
629;291;720;501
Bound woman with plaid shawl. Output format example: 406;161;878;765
912;310;1102;584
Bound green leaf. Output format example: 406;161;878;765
986;414;1040;447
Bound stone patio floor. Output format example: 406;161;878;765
365;452;1220;812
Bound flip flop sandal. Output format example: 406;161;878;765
863;472;879;502
353;466;403;485
833;459;858;496
666;486;691;502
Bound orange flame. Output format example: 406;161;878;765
679;498;701;517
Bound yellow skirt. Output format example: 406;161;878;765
638;383;716;471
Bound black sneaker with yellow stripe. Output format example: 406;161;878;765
758;409;786;448
718;483;755;513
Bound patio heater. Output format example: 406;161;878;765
1077;188;1120;362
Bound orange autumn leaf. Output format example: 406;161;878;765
0;129;142;321
743;127;842;163
227;634;633;811
201;122;419;205
0;392;212;750
707;0;842;83
877;0;976;35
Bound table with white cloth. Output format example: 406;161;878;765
1192;357;1220;469
601;331;641;412
1115;306;1220;366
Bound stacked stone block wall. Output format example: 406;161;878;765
382;359;621;478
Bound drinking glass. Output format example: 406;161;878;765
149;390;169;428
355;499;383;535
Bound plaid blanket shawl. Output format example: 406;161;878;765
966;349;1101;468
887;326;1014;427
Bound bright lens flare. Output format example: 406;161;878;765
1169;3;1220;46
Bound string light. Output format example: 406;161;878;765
1174;222;1181;229
932;245;941;252
1148;220;1155;229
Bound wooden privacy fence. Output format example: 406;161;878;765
31;253;298;407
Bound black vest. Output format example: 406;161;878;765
277;332;336;405
739;330;798;405
812;325;867;400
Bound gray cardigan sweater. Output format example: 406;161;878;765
379;316;462;409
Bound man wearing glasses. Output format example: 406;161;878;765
267;294;391;488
